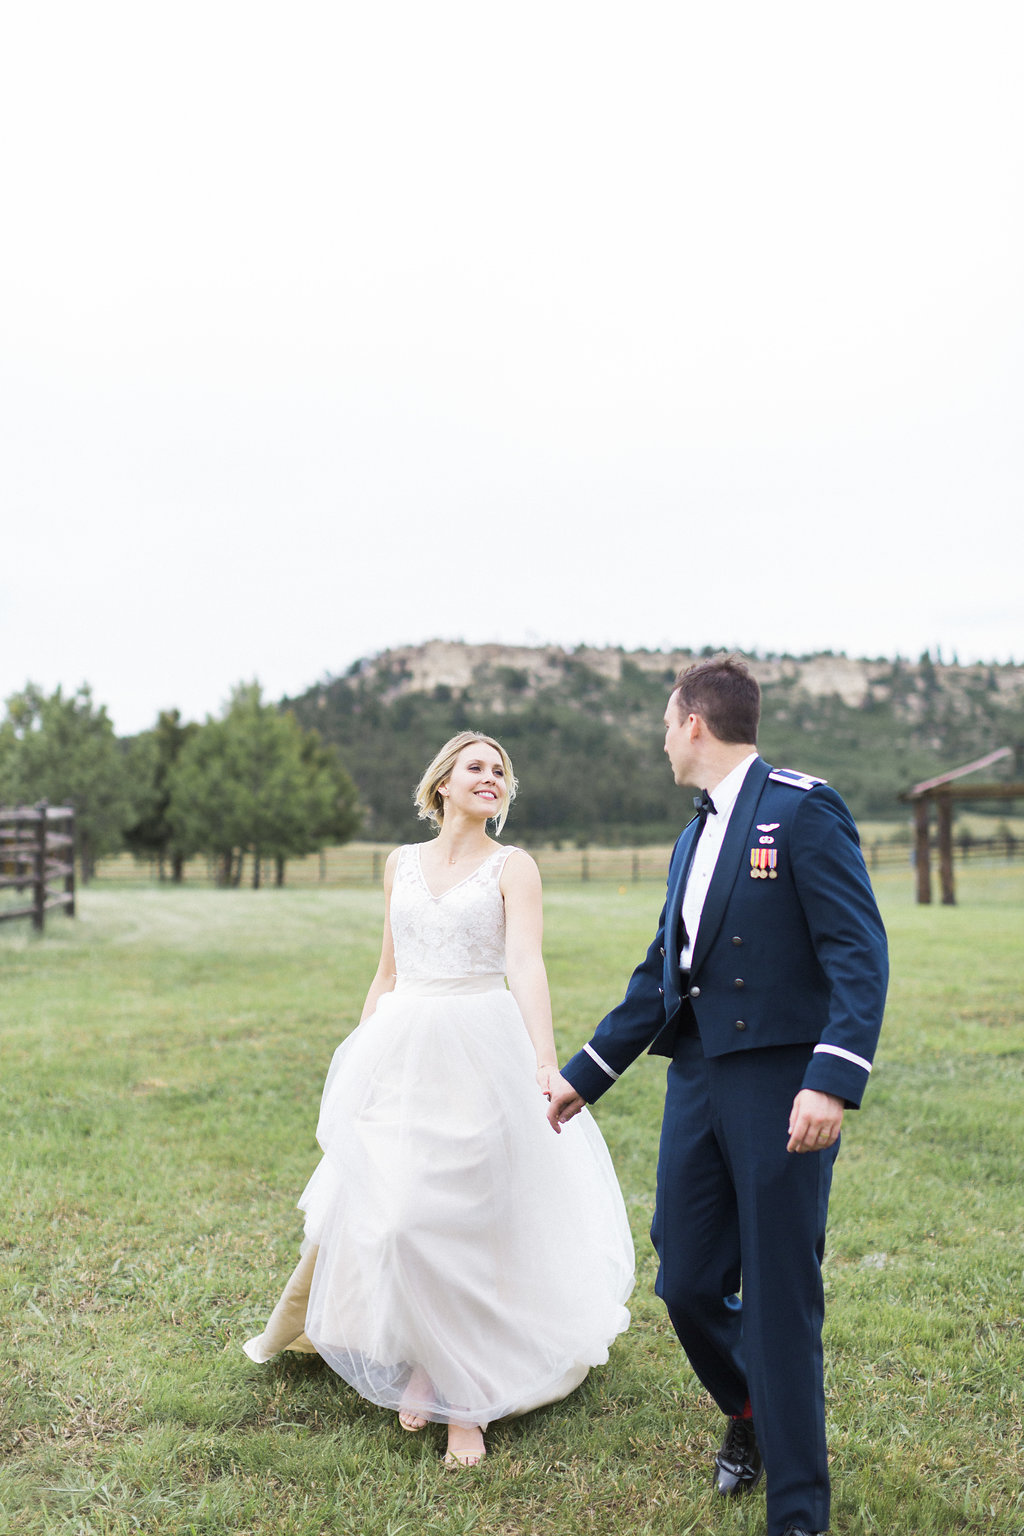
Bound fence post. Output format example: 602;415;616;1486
913;800;932;904
32;802;47;932
65;809;76;918
937;795;955;905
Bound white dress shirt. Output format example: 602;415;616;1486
680;752;758;969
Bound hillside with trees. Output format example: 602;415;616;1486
3;646;1021;870
284;643;1024;846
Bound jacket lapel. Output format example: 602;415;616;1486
689;757;770;975
665;817;700;977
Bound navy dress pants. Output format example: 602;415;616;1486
651;1035;838;1536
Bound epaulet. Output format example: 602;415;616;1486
768;768;827;792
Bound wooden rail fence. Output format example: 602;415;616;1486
87;832;1022;889
0;803;76;931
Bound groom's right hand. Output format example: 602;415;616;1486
546;1074;586;1133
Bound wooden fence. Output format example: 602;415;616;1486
0;803;76;931
87;832;1022;890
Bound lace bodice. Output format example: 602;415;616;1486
390;843;519;979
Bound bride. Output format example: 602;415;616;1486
243;732;634;1467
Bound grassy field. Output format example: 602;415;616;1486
0;862;1021;1535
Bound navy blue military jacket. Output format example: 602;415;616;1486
562;758;889;1109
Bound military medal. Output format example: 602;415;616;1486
750;847;778;879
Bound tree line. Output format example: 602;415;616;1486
0;683;360;886
4;648;1021;880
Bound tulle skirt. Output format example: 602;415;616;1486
243;975;634;1427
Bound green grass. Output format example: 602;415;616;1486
1;865;1021;1535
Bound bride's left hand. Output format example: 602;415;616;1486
539;1067;575;1101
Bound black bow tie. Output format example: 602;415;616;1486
693;788;717;824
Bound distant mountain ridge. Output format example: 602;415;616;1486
338;640;1024;714
286;642;1024;844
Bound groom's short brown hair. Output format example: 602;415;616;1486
672;654;760;745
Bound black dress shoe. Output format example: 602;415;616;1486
713;1415;763;1496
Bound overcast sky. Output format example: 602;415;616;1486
2;2;1021;736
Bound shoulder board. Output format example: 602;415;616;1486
768;768;827;792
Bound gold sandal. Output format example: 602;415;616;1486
443;1426;486;1468
443;1447;485;1469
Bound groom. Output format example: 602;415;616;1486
547;654;888;1536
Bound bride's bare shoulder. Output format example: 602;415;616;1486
498;845;541;889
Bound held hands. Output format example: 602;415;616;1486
535;1063;555;1096
544;1071;586;1134
787;1088;844;1153
535;1062;579;1132
535;1062;573;1103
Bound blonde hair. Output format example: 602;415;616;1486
414;732;518;835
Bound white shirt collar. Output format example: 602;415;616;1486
702;751;758;824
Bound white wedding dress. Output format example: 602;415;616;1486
243;843;634;1428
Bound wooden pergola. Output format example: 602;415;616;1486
900;746;1024;904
